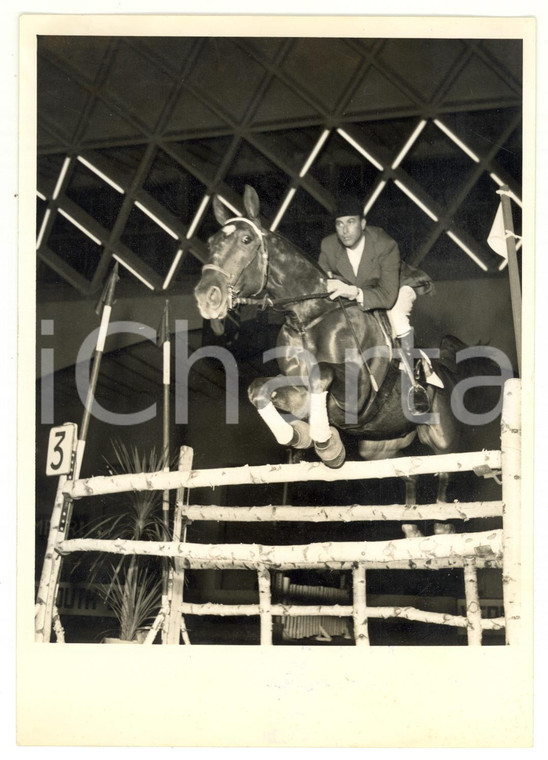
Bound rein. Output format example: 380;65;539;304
236;290;379;393
233;291;332;309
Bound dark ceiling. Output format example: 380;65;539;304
36;35;523;299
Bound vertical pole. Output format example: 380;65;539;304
165;446;194;644
159;300;171;530
162;376;170;522
159;373;171;635
499;187;521;375
35;475;71;642
258;567;273;645
463;557;483;646
158;300;171;622
274;449;292;634
52;609;65;642
501;378;522;645
74;263;120;478
35;264;119;642
352;563;370;646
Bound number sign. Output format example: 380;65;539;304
46;423;78;476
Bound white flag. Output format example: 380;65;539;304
487;202;508;260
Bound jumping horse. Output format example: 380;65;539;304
194;185;467;475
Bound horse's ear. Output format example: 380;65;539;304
243;185;260;220
212;196;232;226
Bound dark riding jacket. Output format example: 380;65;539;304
319;226;433;312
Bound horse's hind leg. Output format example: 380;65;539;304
405;476;417;505
436;471;450;503
416;389;458;531
401;476;424;538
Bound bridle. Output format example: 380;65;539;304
201;217;269;309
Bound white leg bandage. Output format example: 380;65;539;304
309;391;331;443
257;402;295;445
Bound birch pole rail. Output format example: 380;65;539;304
501;378;522;645
179;502;503;523
63;449;501;499
36;379;521;646
58;530;503;566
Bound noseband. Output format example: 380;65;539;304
202;217;269;308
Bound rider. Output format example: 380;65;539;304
318;194;433;415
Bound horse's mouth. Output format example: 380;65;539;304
194;282;229;320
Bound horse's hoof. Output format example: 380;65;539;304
289;420;313;449
314;427;346;469
433;522;456;534
402;523;423;538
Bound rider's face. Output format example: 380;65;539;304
335;215;365;249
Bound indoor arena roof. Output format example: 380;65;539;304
36;35;523;299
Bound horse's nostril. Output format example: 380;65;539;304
207;286;222;306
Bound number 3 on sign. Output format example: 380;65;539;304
46;423;78;476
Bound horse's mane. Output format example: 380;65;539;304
264;226;327;275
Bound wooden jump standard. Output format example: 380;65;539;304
35;379;521;647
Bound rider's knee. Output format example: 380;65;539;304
388;286;416;337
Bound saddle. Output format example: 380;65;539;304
344;309;399;426
355;310;443;426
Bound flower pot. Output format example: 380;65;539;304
102;628;150;644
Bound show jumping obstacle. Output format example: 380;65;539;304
35;378;521;647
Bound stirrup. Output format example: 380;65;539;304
407;384;431;415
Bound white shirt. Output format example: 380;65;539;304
343;235;366;304
345;235;366;277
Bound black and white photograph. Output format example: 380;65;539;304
16;9;537;748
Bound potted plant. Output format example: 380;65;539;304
79;439;171;643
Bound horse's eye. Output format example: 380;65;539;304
242;235;251;244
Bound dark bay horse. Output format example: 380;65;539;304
194;186;467;470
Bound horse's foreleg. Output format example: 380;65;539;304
308;364;334;445
248;376;312;448
248;371;345;466
308;366;346;468
308;390;331;443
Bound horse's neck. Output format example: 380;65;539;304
265;234;326;304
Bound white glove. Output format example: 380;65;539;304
326;278;360;301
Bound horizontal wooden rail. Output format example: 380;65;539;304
58;529;502;569
181;501;503;522
63;450;501;499
177;602;505;630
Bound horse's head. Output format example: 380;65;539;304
194;186;268;321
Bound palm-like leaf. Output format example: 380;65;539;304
97;565;162;642
77;439;175;640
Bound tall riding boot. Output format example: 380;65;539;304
396;329;431;415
